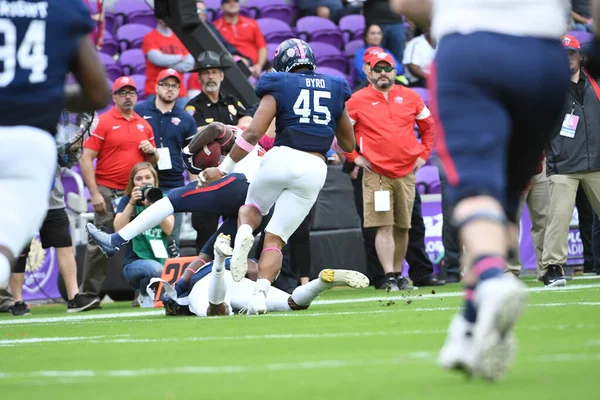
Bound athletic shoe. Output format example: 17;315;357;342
398;277;418;291
471;274;526;381
86;223;120;257
163;297;193;316
139;294;155;308
67;293;100;313
385;277;400;292
214;233;233;265
230;224;254;282
11;301;31;316
319;269;369;288
542;264;567;287
246;288;268;315
438;314;476;374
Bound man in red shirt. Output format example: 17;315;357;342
345;52;435;292
142;20;194;107
80;76;158;297
213;0;267;77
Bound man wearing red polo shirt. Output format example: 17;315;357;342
213;0;267;77
80;76;158;298
345;52;435;292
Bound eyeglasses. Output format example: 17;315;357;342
197;8;206;14
116;90;137;97
372;65;394;73
158;83;180;90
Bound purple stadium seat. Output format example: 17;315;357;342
100;31;119;57
316;66;345;79
130;74;147;99
116;23;153;52
204;0;221;22
257;18;293;44
113;0;156;30
416;165;441;194
339;15;365;44
247;0;294;24
568;30;594;44
118;49;146;76
343;39;364;63
267;43;280;64
104;10;116;35
99;52;121;81
296;16;343;48
310;42;346;73
412;87;429;105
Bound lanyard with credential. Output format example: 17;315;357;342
158;113;170;148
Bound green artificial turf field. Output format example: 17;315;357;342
1;276;599;400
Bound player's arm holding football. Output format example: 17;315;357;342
201;95;277;184
185;122;230;154
65;37;112;112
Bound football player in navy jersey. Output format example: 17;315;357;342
200;39;356;315
0;0;111;288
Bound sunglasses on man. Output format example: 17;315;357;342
372;65;394;73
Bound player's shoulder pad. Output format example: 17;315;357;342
62;0;94;33
255;72;286;98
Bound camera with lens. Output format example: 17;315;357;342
138;183;163;205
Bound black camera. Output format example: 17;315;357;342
137;184;163;205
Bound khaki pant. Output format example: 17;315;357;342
362;170;416;228
541;170;600;276
507;165;550;278
79;185;124;296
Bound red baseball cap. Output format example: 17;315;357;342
369;52;396;68
112;76;136;93
561;35;581;51
156;68;182;84
363;46;384;63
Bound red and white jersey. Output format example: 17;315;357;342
432;0;570;40
228;125;266;184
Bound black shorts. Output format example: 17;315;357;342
39;208;72;249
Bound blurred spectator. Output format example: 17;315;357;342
402;27;436;88
345;53;435;291
593;214;600;274
298;0;362;23
213;0;267;77
80;77;157;298
134;69;198;252
506;158;550;279
142;20;194;107
82;0;104;49
571;0;594;32
541;35;600;287
185;51;251;253
363;0;406;63
114;162;174;308
436;161;461;283
354;25;403;85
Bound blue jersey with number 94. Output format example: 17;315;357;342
0;0;93;135
255;71;352;155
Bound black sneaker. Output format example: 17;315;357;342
398;277;418;291
163;297;193;316
542;264;567;288
11;301;31;316
67;293;100;313
385;277;400;292
413;274;446;287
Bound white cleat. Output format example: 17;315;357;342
246;289;268;315
230;224;254;282
319;269;369;288
471;274;527;381
214;234;233;259
438;314;477;374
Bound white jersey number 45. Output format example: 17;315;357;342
293;89;332;125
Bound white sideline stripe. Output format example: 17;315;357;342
312;283;600;306
2;353;600;380
0;283;598;327
2;323;598;348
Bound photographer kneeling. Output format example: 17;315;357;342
114;162;174;307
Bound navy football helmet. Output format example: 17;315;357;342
272;39;316;73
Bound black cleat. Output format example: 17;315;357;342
11;301;31;316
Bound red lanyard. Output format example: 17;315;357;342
583;68;600;102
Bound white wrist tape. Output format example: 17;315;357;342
217;155;237;174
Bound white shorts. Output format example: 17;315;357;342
187;270;291;317
245;146;327;243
